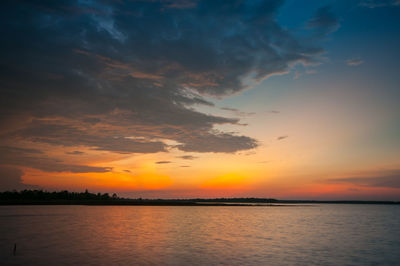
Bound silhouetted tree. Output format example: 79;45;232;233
0;190;121;201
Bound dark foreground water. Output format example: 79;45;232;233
1;205;399;265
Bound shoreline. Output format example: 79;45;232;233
1;200;399;206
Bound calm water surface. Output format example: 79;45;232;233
0;205;399;265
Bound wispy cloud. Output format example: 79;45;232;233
269;110;280;114
221;107;255;117
65;151;85;155
155;161;172;164
326;170;400;188
359;0;400;8
306;6;340;37
162;0;198;9
0;146;111;173
277;136;288;141
347;57;364;66
177;155;198;160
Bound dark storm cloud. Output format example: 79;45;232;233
306;6;340;37
0;166;39;191
0;0;336;166
326;170;400;188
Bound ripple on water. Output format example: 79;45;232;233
0;204;399;265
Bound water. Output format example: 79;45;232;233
0;205;399;265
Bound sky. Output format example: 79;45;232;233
0;0;399;200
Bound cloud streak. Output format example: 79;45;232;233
359;0;400;8
221;107;255;117
0;146;111;173
347;57;364;66
326;170;400;189
277;135;288;141
177;155;198;160
156;161;172;164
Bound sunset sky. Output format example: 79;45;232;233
1;0;399;200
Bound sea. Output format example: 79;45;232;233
1;204;399;265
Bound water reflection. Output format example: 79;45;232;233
0;205;399;265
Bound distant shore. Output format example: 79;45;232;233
1;190;398;206
1;199;399;206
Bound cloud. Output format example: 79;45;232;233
14;121;168;154
177;155;197;160
294;68;317;79
221;107;240;112
0;146;111;173
221;107;255;117
0;0;338;177
0;166;40;191
177;133;258;153
359;0;400;8
306;6;340;36
346;57;364;66
155;161;172;164
277;135;288;141
326;170;400;188
66;151;85;155
161;0;198;9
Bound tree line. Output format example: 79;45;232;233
0;189;119;201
